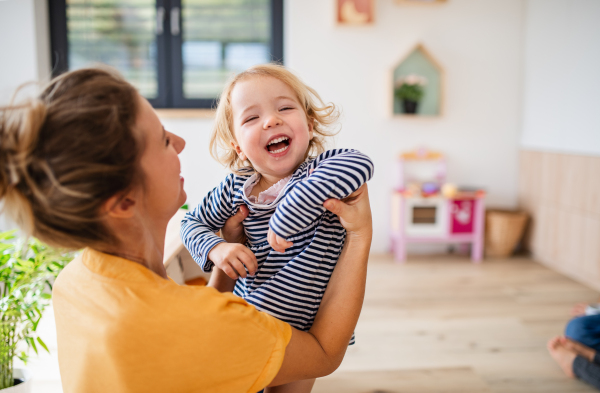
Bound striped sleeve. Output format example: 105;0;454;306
180;174;237;272
269;149;374;239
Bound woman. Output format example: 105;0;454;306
0;68;372;392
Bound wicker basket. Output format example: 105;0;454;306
485;210;529;258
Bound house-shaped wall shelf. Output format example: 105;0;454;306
392;44;444;117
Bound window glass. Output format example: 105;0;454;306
182;0;270;99
67;0;158;98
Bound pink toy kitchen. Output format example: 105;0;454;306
390;148;486;263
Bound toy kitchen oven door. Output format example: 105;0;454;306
390;149;485;263
403;197;448;237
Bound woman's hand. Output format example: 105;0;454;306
220;205;249;244
323;184;372;240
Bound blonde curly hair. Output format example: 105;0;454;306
210;63;340;174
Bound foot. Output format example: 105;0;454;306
563;337;596;363
547;336;577;378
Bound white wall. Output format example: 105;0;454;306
521;0;600;156
0;0;51;103
0;0;50;231
286;0;524;252
0;0;525;253
168;0;525;253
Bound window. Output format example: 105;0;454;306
48;0;284;108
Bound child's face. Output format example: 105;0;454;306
230;75;313;180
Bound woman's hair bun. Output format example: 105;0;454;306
0;67;141;250
0;99;47;195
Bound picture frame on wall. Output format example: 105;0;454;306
395;0;446;4
336;0;375;25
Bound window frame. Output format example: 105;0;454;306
48;0;284;109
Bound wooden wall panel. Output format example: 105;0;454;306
519;150;600;290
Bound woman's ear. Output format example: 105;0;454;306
231;141;247;161
102;191;137;219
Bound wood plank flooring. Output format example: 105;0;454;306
313;254;600;393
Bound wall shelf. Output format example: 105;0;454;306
391;43;444;117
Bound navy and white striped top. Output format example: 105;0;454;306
181;149;374;339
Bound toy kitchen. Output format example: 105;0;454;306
390;148;486;263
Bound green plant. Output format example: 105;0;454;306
395;83;424;102
0;231;74;389
394;74;427;102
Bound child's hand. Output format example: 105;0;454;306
208;243;257;280
268;228;293;253
571;303;589;317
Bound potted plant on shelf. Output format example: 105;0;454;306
1;231;73;392
394;74;427;114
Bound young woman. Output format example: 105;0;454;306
0;67;372;393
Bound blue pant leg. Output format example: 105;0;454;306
566;315;600;352
573;356;600;390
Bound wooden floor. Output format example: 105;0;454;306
313;254;600;393
22;253;600;392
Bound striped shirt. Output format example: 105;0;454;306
181;149;374;339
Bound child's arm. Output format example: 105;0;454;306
181;174;257;278
269;149;374;243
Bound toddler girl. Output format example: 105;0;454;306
181;64;373;392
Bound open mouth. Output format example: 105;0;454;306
266;136;290;154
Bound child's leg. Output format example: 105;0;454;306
565;315;600;351
265;378;316;393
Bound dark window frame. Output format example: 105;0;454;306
48;0;284;109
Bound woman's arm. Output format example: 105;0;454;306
207;267;237;293
207;205;250;292
268;184;372;386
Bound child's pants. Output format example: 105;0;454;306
566;315;600;351
573;355;600;390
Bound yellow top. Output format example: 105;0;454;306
52;248;292;393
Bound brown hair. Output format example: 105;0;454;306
210;63;340;174
0;67;142;250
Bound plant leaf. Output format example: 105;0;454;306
0;231;74;368
37;337;49;353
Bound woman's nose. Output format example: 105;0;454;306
172;133;186;154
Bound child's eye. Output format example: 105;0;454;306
244;116;258;124
280;106;293;111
